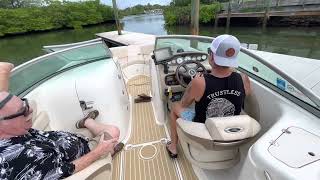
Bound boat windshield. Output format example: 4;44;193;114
155;36;211;57
155;36;320;112
10;41;112;96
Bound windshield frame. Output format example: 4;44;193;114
155;35;320;111
42;38;102;53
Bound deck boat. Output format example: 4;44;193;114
8;31;320;180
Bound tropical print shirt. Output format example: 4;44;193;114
0;128;90;179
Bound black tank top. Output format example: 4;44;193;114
194;72;245;123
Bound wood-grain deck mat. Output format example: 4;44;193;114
112;75;197;180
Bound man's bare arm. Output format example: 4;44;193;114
72;137;117;173
180;74;205;108
180;83;194;108
72;148;101;173
0;62;14;91
241;73;251;96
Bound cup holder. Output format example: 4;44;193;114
224;127;243;133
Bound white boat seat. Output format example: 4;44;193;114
65;154;112;180
205;115;261;142
30;100;51;131
177;115;261;169
29;100;112;179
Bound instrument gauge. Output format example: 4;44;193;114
202;55;207;60
177;57;184;64
192;56;196;61
168;62;172;65
185;56;191;61
197;56;202;60
172;59;176;64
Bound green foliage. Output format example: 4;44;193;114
0;0;46;9
172;0;217;6
0;1;114;36
200;3;222;23
163;5;191;25
119;3;166;17
164;3;222;25
240;7;265;12
173;0;191;6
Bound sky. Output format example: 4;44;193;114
102;0;172;9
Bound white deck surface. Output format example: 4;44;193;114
97;31;320;97
96;31;155;46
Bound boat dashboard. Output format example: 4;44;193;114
152;45;211;103
153;47;208;66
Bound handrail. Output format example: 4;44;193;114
155;35;320;108
43;38;102;49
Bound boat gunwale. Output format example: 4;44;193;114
43;38;102;49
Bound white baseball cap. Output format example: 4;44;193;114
210;34;241;68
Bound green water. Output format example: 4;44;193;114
1;14;320;66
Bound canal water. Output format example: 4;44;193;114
1;14;320;65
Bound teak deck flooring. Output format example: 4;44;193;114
112;75;197;180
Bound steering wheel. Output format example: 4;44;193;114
175;60;208;88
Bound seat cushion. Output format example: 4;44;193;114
176;118;213;149
205;115;261;141
189;146;238;162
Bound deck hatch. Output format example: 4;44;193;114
268;126;320;168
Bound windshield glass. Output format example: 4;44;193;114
10;41;112;95
155;36;211;63
155;36;319;110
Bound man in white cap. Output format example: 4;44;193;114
166;34;251;158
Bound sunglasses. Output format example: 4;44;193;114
0;98;30;121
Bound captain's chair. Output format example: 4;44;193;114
176;115;260;169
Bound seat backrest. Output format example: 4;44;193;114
244;92;260;121
30;100;51;131
176;118;214;150
205;115;261;142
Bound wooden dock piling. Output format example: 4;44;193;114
112;0;122;35
226;1;231;30
263;0;271;30
214;16;219;29
191;0;200;35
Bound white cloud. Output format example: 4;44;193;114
101;0;171;9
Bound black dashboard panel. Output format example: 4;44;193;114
165;74;179;86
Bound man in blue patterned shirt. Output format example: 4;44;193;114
0;91;121;179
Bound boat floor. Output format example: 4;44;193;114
112;75;198;180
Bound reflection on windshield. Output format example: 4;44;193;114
238;52;317;108
156;37;211;55
10;42;112;95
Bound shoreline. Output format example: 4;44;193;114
0;20;116;39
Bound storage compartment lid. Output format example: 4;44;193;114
268;127;320;168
